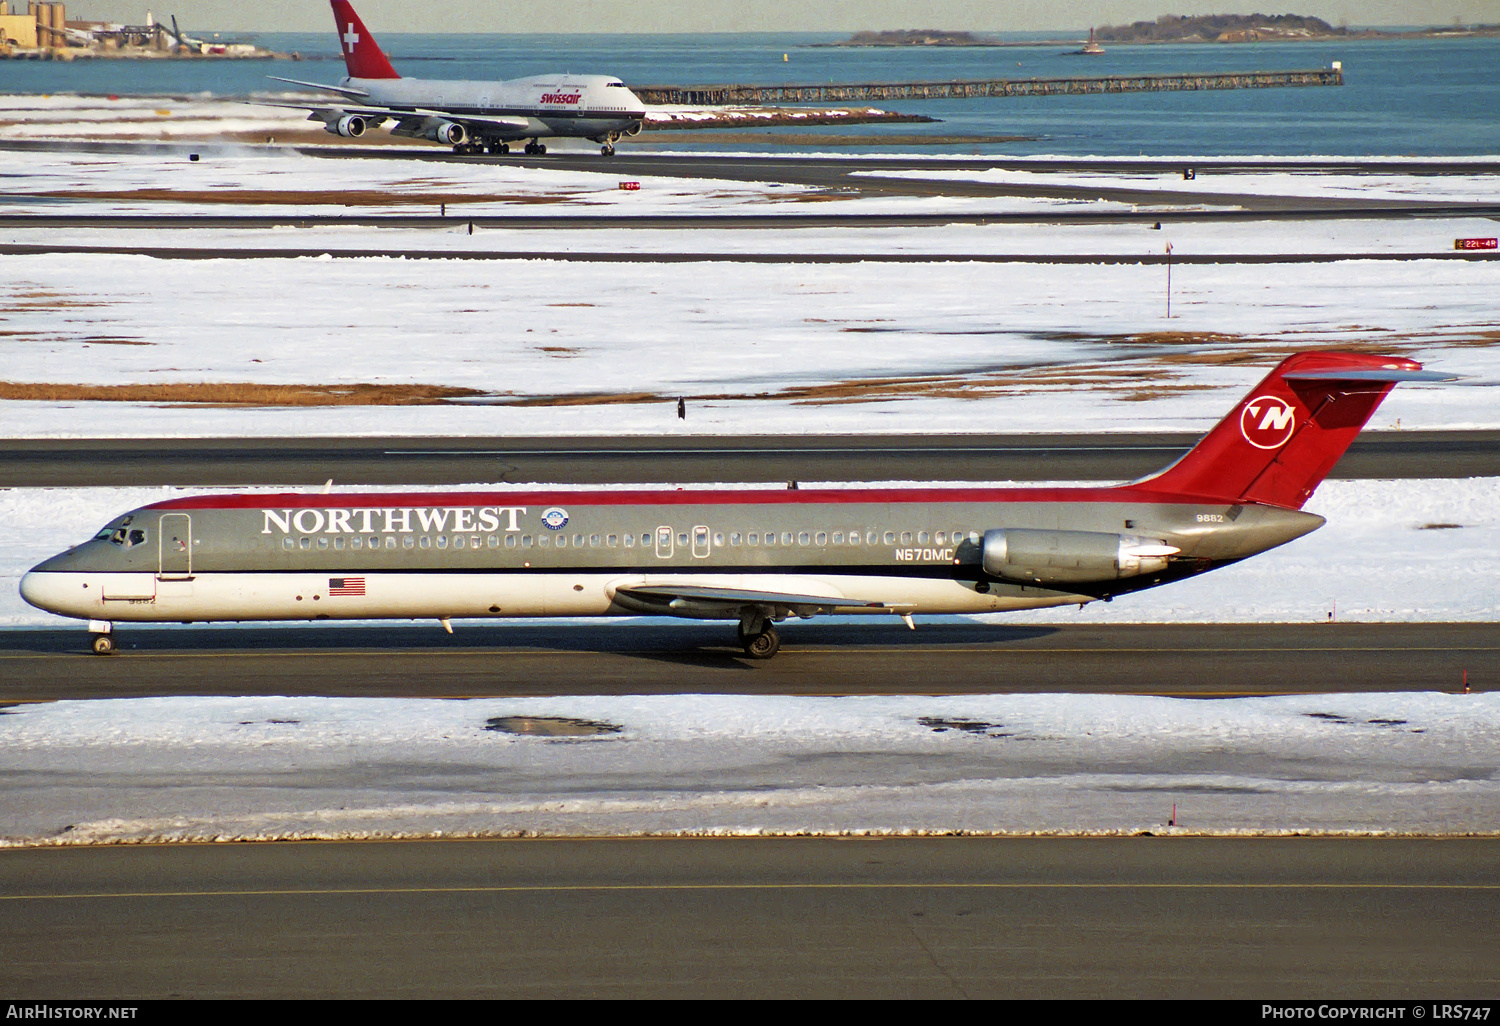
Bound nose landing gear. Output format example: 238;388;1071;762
88;619;114;655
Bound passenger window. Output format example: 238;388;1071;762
403;536;415;549
505;535;516;549
522;535;533;548
867;531;879;545
900;532;912;544
848;532;860;546
918;531;929;544
623;533;635;548
454;536;465;549
608;534;618;547
935;532;946;545
488;536;499;548
317;537;329;550
437;536;448;549
713;532;723;546
832;532;843;544
884;532;895;545
781;532;793;546
420;537;431;549
730;532;742;546
337;537;348;551
386;537;396;550
678;533;688;547
798;532;809;546
282;537;295;551
815;532;827;546
748;533;758;545
556;535;566;548
591;534;600;547
574;534;584;547
300;537;312;550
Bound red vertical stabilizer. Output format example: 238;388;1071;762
1141;352;1438;509
331;0;400;80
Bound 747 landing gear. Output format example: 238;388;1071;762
737;613;780;660
523;140;548;155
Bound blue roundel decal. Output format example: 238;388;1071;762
541;507;569;531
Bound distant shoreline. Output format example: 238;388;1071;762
813;25;1500;48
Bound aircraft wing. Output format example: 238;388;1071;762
615;583;889;611
258;98;532;134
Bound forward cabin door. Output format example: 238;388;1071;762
158;513;192;579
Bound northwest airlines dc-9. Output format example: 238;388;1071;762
22;354;1445;658
268;0;647;155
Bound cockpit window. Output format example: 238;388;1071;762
606;81;626;87
100;527;147;548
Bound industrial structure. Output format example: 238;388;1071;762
0;3;273;57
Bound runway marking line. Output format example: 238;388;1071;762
4;882;1499;902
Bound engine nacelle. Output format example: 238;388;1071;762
981;529;1179;585
426;121;466;145
330;114;365;138
624;120;644;137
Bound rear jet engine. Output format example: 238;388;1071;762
982;528;1178;585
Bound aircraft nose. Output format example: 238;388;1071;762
19;569;77;615
18;570;48;611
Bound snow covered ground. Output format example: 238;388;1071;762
5;477;1498;628
2;691;1495;846
0;142;1496;438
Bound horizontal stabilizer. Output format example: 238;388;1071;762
1282;369;1456;383
267;76;369;98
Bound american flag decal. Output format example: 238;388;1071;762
329;577;365;596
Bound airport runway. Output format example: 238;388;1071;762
2;430;1496;487
5;241;1497;263
1;836;1495;997
0;623;1489;700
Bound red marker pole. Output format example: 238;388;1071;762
1165;241;1173;319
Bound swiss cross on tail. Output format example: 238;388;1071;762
1142;352;1451;509
330;0;400;79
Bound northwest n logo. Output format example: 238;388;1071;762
1240;395;1296;449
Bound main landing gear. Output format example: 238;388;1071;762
737;613;780;660
523;140;548;155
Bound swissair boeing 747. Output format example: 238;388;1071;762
21;354;1447;658
267;0;647;155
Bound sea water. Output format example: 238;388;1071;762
0;31;1496;155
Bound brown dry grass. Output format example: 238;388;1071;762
0;382;487;407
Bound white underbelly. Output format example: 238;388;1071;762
21;571;1084;623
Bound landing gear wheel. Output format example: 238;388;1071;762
601;143;615;156
536;143;547;155
742;625;780;660
489;143;509;155
91;634;114;655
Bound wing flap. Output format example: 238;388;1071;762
616;583;887;610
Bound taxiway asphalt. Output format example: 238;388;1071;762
1;836;1494;998
0;622;1490;701
4;430;1499;487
